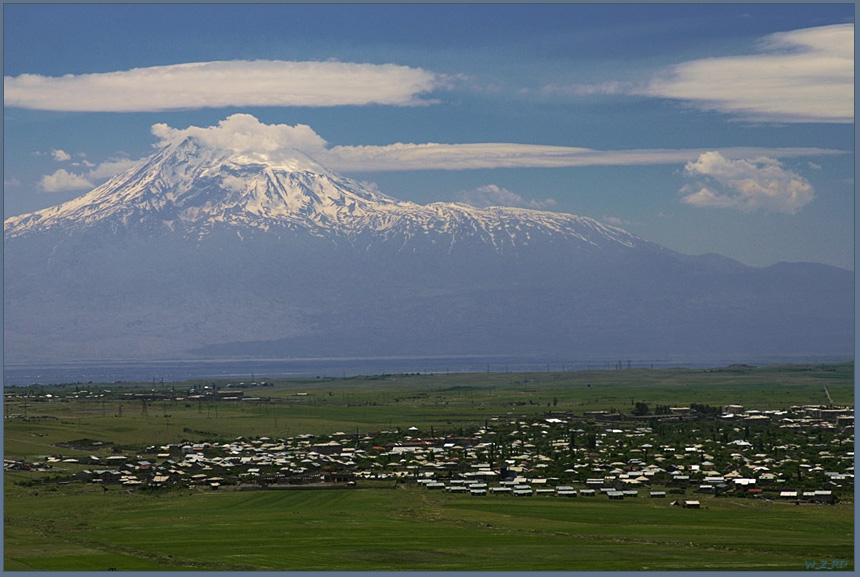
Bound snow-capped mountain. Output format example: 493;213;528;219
6;136;394;238
4;136;853;365
5;135;644;253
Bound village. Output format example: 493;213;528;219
5;394;854;509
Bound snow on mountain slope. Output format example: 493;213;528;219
4;135;643;253
3;132;853;364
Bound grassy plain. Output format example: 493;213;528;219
4;480;854;571
5;363;853;449
4;362;854;571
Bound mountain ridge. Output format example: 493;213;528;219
3;135;852;364
4;136;647;256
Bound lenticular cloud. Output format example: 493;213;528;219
643;23;854;123
4;60;441;112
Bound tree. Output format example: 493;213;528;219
632;402;650;416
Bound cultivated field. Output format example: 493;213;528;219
5;481;853;571
4;363;854;571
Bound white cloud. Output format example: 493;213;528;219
320;141;843;172
86;158;140;180
680;151;815;214
456;184;557;210
323;142;588;171
36;157;140;192
4;60;442;112
603;216;632;227
39;169;94;192
38;115;332;192
152;114;328;158
157;117;839;172
642;23;854;123
539;81;633;97
150;116;847;171
36;115;847;193
51;149;71;162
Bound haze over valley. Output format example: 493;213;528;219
4;4;853;377
4;118;853;367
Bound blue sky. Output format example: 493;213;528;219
3;3;854;269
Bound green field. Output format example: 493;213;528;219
4;363;854;571
5;363;853;447
4;481;854;571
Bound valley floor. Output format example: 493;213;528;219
3;482;854;571
4;363;854;571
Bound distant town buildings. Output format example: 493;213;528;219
5;392;853;506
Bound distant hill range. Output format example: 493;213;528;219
4;136;853;364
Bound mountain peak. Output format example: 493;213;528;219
4;120;852;364
164;134;332;175
4;133;644;253
4;135;395;239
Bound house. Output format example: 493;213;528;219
513;485;533;497
215;390;243;401
669;475;690;487
682;500;701;509
732;478;756;489
802;490;836;504
311;441;343;455
75;470;95;482
813;490;835;504
744;415;770;426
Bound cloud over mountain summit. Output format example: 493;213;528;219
32;115;838;219
152;114;329;160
